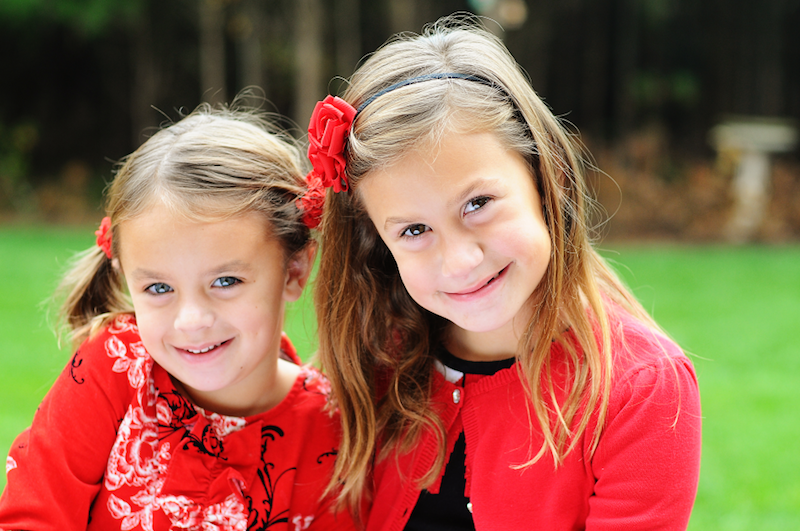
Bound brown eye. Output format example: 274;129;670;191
402;224;429;237
464;196;491;214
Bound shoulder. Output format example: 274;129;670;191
296;365;334;404
79;314;145;356
604;308;700;422
280;332;303;365
70;314;153;390
608;307;689;374
586;310;702;528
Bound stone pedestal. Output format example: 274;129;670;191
709;117;798;242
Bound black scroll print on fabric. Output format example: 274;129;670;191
156;390;224;458
183;424;225;458
157;390;199;437
301;373;329;400
245;425;297;530
317;449;338;465
69;348;85;384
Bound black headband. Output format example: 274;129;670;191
355;73;501;115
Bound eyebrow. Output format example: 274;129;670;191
208;260;252;276
129;268;164;281
129;260;252;280
382;177;501;231
450;181;481;209
384;215;418;230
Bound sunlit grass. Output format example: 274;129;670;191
2;228;799;530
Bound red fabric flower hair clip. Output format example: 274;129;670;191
95;216;113;259
297;172;327;230
298;95;357;229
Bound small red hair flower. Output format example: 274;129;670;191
297;172;326;230
95;216;113;259
307;95;356;193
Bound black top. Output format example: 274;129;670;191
404;351;516;531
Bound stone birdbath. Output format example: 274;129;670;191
709;117;798;242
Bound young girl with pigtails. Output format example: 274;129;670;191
0;104;355;530
307;17;702;530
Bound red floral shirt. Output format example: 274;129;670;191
0;315;354;531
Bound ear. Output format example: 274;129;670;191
283;242;317;302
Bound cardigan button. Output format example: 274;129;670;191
452;389;461;404
467;501;473;513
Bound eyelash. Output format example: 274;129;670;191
145;283;172;295
401;224;429;238
464;196;491;214
144;277;241;294
399;196;492;239
212;277;241;288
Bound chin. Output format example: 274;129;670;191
450;317;508;335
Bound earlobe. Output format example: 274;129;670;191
283;242;317;302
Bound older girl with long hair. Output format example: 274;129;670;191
308;17;701;530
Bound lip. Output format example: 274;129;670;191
174;338;232;361
445;264;510;301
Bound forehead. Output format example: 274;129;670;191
117;204;278;261
358;130;531;211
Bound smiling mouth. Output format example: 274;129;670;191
452;265;509;296
183;340;230;354
486;268;504;286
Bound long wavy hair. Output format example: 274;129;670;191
58;102;312;346
314;16;660;511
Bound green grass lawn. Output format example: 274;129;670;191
1;227;799;529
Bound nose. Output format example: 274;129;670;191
173;294;215;333
440;232;483;279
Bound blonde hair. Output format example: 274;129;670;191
315;16;663;511
59;102;311;346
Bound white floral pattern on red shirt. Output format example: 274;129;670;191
102;319;249;530
0;314;355;530
5;456;16;474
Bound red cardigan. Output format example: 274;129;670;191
367;312;702;530
0;314;354;531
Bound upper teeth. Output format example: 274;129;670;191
186;342;223;354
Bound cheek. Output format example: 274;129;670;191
395;259;435;301
129;303;167;345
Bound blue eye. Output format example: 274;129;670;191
146;283;173;295
401;224;430;238
464;196;491;214
212;277;241;288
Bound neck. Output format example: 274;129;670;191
444;322;524;362
172;358;300;417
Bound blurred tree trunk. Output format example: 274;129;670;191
294;0;323;127
129;5;158;147
581;0;611;139
754;0;784;116
335;0;361;75
613;0;638;137
234;0;267;103
508;0;554;94
199;0;227;105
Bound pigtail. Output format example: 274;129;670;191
57;243;129;348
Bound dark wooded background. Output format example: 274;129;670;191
2;0;798;240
